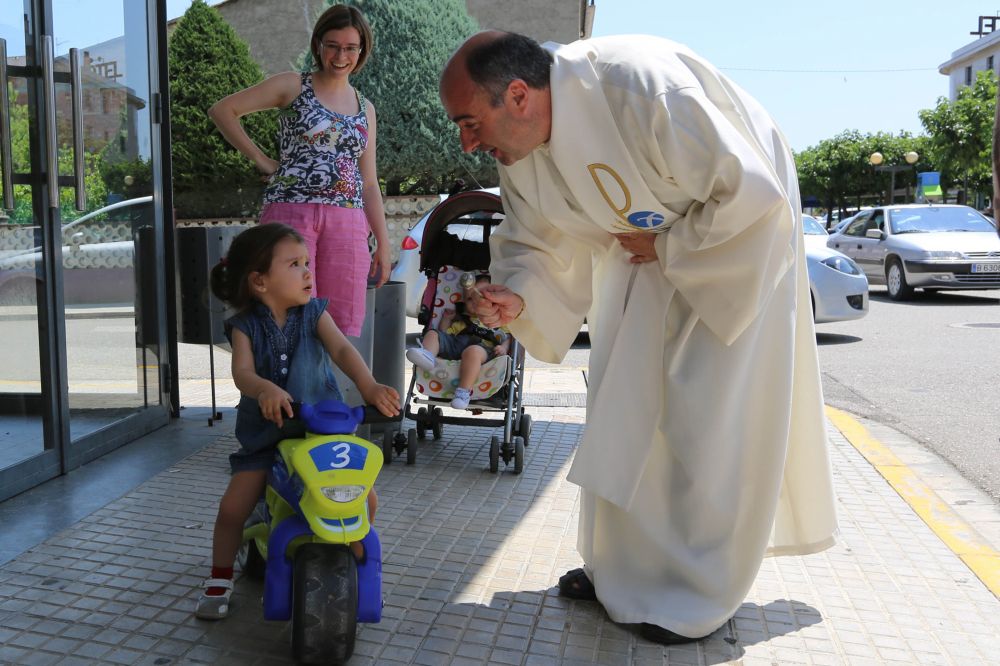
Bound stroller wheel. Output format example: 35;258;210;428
416;408;428;440
432;407;443;440
381;429;395;464
513;436;525;475
518;413;532;448
489;436;500;473
406;428;418;465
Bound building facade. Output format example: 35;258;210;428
939;14;1000;99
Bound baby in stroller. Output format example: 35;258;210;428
405;274;511;409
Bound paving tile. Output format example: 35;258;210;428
0;405;998;665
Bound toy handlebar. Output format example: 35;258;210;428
293;400;401;435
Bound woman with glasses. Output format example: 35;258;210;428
210;4;390;339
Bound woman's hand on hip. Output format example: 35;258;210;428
255;156;278;180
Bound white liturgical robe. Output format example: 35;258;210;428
491;35;838;638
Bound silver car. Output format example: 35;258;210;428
826;204;1000;300
802;215;869;323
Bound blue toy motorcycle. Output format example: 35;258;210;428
237;400;398;664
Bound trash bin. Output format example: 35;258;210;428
331;285;376;440
369;281;406;436
175;225;250;344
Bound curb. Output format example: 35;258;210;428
826;405;1000;598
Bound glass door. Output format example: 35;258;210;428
0;0;170;500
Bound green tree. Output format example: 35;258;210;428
918;70;996;205
168;0;277;217
796;131;929;222
301;0;496;195
2;82;107;225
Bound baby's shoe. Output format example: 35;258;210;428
451;387;472;410
195;578;233;620
406;346;437;372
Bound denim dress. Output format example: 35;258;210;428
226;298;343;472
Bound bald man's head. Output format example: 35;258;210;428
439;31;553;165
442;31;552;107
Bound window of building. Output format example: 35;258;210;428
989;56;995;72
965;66;973;85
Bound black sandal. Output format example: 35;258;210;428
557;568;597;601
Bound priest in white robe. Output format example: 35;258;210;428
440;31;838;643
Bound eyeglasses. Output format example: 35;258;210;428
321;43;362;56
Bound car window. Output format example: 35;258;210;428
869;212;884;233
888;206;997;234
844;213;871;237
802;215;827;235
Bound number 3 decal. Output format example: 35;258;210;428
329;442;351;468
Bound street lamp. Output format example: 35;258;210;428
869;151;919;205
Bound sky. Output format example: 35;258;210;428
591;1;990;152
146;0;994;153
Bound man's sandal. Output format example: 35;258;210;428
557;567;598;601
195;578;233;620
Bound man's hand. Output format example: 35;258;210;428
614;232;658;263
468;284;524;328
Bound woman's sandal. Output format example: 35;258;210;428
557;567;598;601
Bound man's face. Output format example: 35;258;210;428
441;76;536;166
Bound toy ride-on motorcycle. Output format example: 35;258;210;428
237;399;399;664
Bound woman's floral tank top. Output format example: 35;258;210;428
262;73;368;208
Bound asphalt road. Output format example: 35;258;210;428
815;286;1000;502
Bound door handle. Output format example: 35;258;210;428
69;48;85;211
41;35;58;204
0;39;13;211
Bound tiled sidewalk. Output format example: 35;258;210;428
1;393;998;665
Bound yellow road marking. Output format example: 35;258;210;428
826;405;1000;598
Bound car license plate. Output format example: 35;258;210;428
971;263;1000;273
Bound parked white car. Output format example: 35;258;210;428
803;215;869;323
0;196;152;306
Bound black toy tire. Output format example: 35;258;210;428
407;428;417;465
489;435;500;473
291;544;357;665
513;436;525;474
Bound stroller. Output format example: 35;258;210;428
386;191;532;473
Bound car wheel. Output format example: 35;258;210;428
292;544;357;664
885;258;914;301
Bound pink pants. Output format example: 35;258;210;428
260;202;370;337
